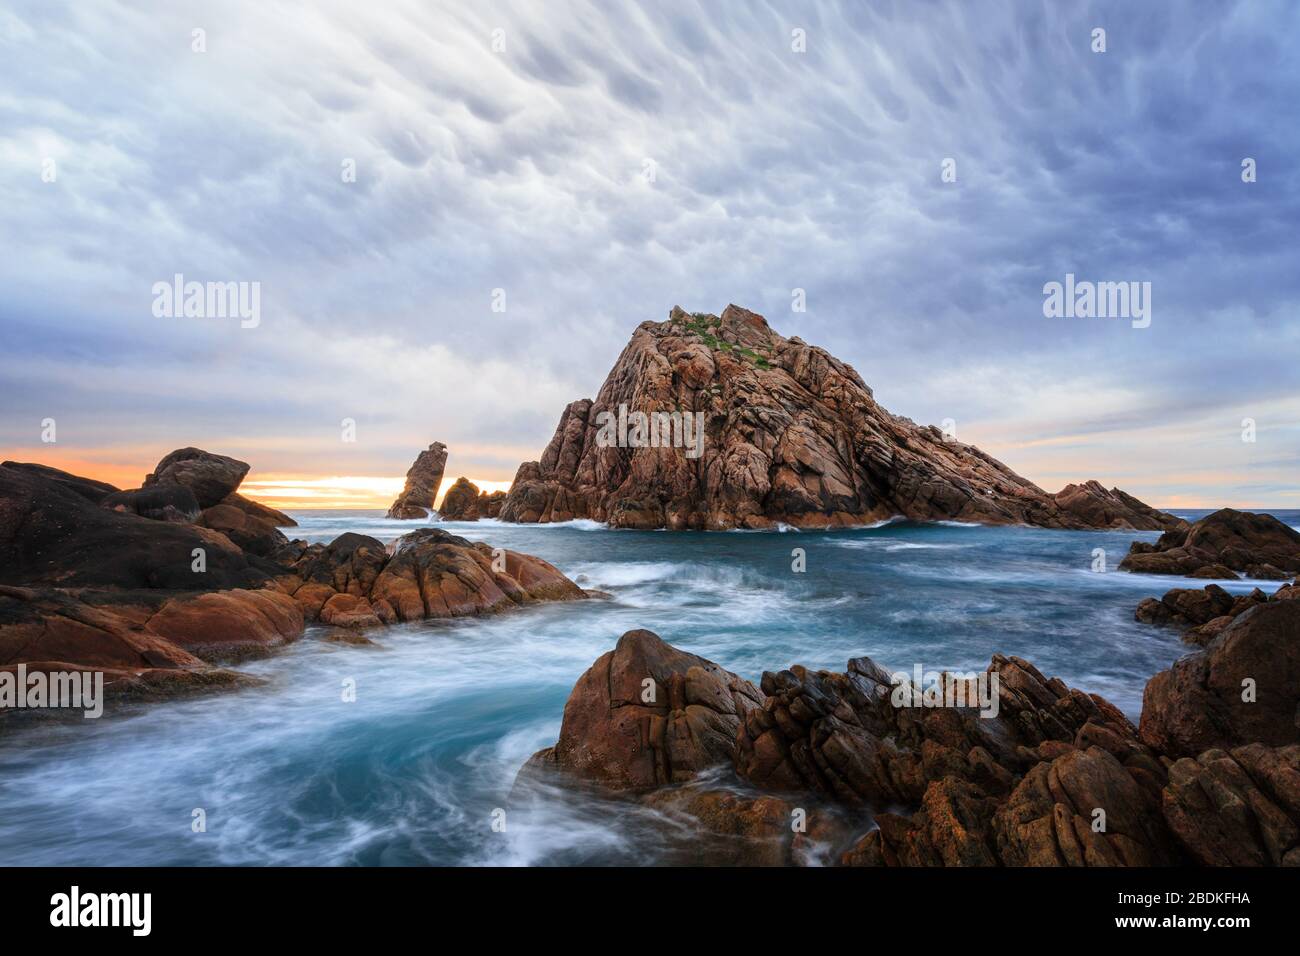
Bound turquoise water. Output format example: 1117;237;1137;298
0;510;1294;866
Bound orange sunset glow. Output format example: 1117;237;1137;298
239;476;513;511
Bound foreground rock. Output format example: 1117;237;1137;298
1139;599;1300;758
437;477;507;521
1120;508;1300;579
640;788;850;866
499;305;1177;531
2;458;586;720
386;442;448;519
1162;744;1300;866
102;484;202;522
523;629;764;791
524;627;1300;866
1;461;276;592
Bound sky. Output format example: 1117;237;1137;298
1;0;1297;509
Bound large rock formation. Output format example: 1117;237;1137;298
499;305;1176;530
1;458;586;717
386;442;448;519
523;625;1300;866
1119;508;1300;580
438;477;507;521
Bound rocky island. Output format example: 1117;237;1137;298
499;305;1181;531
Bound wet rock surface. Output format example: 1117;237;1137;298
525;618;1299;866
523;629;764;791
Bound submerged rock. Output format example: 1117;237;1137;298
499;305;1176;531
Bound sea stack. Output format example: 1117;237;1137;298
386;442;448;519
498;305;1179;531
438;477;507;521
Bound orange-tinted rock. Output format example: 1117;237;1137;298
144;588;304;661
386;442;447;519
438;477;483;520
318;593;381;629
217;492;296;527
0;586;203;671
992;746;1177;866
523;629;764;791
640;788;848;865
197;502;289;556
439;478;508;522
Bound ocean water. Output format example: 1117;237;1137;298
1;508;1295;866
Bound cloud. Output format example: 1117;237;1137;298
0;0;1296;504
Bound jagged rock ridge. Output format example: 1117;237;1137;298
522;604;1300;866
499;305;1179;531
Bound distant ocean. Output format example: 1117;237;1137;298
1;509;1295;866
